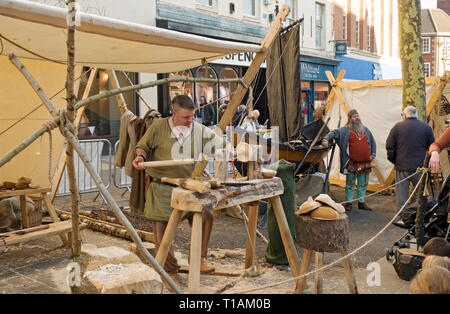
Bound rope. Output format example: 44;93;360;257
339;169;424;205
234;169;428;294
0;33;65;65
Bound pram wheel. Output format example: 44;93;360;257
386;247;395;262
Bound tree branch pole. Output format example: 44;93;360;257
74;77;247;110
0;77;245;169
63;130;183;294
66;0;81;257
5;46;182;294
8;54;59;117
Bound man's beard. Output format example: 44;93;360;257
351;120;364;134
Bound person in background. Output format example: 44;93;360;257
322;109;376;211
386;106;435;211
199;96;215;127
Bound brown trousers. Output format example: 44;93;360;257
152;209;214;274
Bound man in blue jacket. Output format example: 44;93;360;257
322;109;376;211
386;106;435;211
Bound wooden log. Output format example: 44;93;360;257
170;178;284;213
191;154;209;179
56;209;154;243
297;249;313;292
139;159;195;168
161;177;211;194
294;214;349;253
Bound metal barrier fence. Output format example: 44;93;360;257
56;139;112;199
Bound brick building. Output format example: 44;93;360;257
421;8;450;77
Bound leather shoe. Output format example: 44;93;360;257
358;202;372;211
344;203;352;211
200;258;215;273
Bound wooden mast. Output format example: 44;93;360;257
216;4;290;133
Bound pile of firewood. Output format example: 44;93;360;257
0;177;40;190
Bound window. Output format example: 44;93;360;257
315;3;324;48
196;0;215;7
169;70;194;103
424;62;431;77
195;66;218;125
355;20;360;49
285;0;297;23
243;0;258;17
422;37;430;54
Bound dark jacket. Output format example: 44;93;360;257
386;118;435;172
326;125;376;174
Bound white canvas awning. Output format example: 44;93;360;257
0;0;264;73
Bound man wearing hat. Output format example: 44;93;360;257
322;109;376;211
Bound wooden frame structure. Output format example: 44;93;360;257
0;2;302;294
324;70;450;193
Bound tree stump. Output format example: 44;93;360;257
294;213;349;253
294;213;357;294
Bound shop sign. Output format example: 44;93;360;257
300;62;334;81
212;52;266;68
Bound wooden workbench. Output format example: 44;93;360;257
0;187;70;246
154;177;303;293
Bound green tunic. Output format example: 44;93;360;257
136;118;224;222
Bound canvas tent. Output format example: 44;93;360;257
324;70;450;192
0;0;263;188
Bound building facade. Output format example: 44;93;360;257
421;8;450;78
332;0;402;81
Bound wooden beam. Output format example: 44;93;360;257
217;5;290;132
0;220;87;247
170;178;284;212
50;68;98;202
106;70;127;115
324;70;346;115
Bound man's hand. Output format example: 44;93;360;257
429;150;441;173
132;155;146;171
322;138;329;148
370;155;375;161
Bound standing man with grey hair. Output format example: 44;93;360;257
386;105;435;211
322;109;376;211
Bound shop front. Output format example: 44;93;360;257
300;55;341;123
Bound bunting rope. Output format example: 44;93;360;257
233;168;428;294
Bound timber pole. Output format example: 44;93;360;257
66;0;81;257
216;5;290;133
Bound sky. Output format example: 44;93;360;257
420;0;437;9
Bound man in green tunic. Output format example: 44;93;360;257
132;95;224;276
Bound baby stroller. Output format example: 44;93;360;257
386;174;450;261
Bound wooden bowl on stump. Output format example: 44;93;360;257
294;213;349;253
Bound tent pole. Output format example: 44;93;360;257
65;0;81;257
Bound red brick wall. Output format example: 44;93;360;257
437;0;450;14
